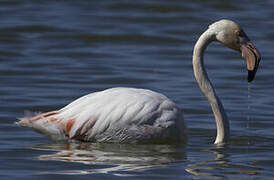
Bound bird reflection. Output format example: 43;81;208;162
31;142;262;177
32;142;186;176
185;145;262;178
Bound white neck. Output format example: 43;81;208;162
192;29;230;144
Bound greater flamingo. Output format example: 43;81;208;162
16;19;261;144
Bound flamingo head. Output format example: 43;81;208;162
209;19;261;82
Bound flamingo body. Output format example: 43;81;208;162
17;87;186;143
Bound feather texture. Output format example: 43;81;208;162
17;87;186;143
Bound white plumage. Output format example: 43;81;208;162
17;88;186;143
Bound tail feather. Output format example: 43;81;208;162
15;110;41;127
15;110;68;141
15;110;58;127
23;110;40;118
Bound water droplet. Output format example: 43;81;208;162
246;83;251;128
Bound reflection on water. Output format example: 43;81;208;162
31;142;265;178
186;147;262;178
32;143;186;176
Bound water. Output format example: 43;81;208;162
1;0;274;179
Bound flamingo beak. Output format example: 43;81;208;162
239;34;261;82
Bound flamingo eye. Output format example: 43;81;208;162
235;30;240;36
239;30;248;39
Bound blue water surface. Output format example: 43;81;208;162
0;0;274;179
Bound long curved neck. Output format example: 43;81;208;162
193;29;229;144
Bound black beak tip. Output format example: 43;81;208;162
248;77;253;82
248;70;255;82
